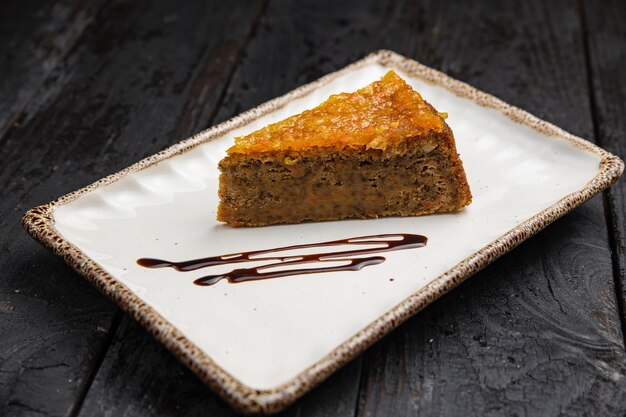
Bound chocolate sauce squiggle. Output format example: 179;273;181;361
137;233;427;286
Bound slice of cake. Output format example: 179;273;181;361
217;70;472;227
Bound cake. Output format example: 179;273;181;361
217;70;472;227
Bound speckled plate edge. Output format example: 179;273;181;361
21;50;624;414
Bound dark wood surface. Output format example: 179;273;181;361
1;1;625;416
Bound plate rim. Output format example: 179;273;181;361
21;50;624;414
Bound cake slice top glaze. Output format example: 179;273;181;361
227;71;447;155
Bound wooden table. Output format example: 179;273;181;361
2;1;625;416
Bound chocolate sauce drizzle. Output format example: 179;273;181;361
137;233;427;286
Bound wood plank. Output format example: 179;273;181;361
14;0;622;416
214;0;424;125
76;0;428;415
356;1;626;416
0;1;261;416
0;0;108;140
77;319;364;417
582;0;626;339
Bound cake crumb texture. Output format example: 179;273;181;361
218;71;472;226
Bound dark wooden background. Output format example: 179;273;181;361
2;0;625;416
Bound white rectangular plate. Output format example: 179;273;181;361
23;51;623;414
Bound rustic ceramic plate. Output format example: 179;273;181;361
22;50;623;414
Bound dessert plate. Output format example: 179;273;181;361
22;50;623;414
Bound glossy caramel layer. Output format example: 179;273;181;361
228;71;446;155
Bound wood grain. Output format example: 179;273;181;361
76;0;429;415
77;319;364;417
2;0;625;416
0;0;261;416
214;0;425;124
0;0;108;140
0;0;122;403
355;1;626;416
582;0;626;341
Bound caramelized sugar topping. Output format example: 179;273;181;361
228;71;446;154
